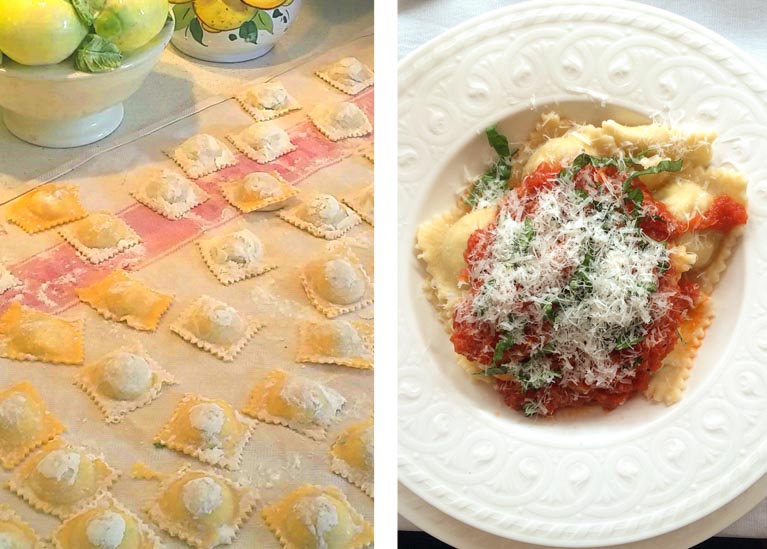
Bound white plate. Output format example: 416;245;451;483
397;0;767;546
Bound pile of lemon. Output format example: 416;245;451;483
0;0;168;70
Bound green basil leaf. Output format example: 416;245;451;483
74;34;123;73
492;334;516;366
70;0;97;26
624;159;683;186
485;125;510;158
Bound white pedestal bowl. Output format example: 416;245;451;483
0;18;174;149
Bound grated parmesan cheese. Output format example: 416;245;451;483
460;165;675;404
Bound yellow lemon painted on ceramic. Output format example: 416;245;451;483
193;0;256;31
0;0;89;65
241;0;290;8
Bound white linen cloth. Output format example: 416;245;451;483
398;0;767;539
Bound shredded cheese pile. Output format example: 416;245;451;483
461;168;674;392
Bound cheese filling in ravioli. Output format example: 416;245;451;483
227;123;297;164
220;171;298;213
316;57;374;95
301;250;373;318
280;194;361;240
170;296;262;361
77;270;173;332
53;493;162;549
170;134;237;179
7;183;87;233
243;369;345;440
131;169;209;220
8;439;119;519
0;303;84;365
0;505;43;548
262;485;373;549
236;81;301;122
0;382;65;470
309;103;372;142
197;229;277;285
154;394;256;470
59;213;142;264
331;418;373;497
74;345;176;424
145;466;256;549
296;320;373;369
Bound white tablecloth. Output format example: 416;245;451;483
398;0;767;540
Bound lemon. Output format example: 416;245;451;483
93;0;169;52
0;0;89;65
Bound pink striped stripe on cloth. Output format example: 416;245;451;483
3;89;374;314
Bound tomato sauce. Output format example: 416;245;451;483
451;162;744;416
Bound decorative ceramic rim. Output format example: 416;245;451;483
398;0;767;546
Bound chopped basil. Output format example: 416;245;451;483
676;328;687;345
492;333;516;366
624;159;683;185
615;335;645;351
475;366;510;376
514;218;535;254
574;188;590;201
465;126;518;207
523;401;540;417
486;125;511;158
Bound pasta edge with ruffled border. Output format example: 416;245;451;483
51;492;164;549
7;439;120;520
144;465;258;549
73;345;177;424
154;394;258;471
279;201;361;240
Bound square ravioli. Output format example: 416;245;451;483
0;504;44;548
197;228;277;285
168;134;237;179
220;171;298;213
262;485;373;549
52;493;163;549
76;269;173;332
279;193;361;240
316;57;374;95
145;466;257;549
7;183;87;233
227;122;297;164
0;302;84;365
74;344;177;424
8;438;120;519
59;212;142;264
170;295;262;361
0;381;66;469
154;394;257;470
235;81;301;122
296;320;373;369
309;103;372;142
342;184;374;226
300;249;373;318
131;169;209;220
242;369;345;440
331;418;373;498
